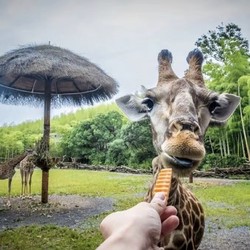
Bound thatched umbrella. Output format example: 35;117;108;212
0;44;118;203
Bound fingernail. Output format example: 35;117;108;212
154;192;165;200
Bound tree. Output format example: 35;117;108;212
119;120;156;168
196;23;249;89
196;23;250;161
237;75;250;160
106;139;129;166
60;111;124;164
196;23;249;62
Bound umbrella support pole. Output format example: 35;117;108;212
41;169;49;203
41;78;51;204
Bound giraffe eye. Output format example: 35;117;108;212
208;101;220;114
142;98;154;112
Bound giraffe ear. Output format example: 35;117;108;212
116;86;149;121
116;95;148;121
209;93;240;123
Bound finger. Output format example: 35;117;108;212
161;215;179;236
100;211;123;238
152;246;164;250
152;192;165;201
100;216;113;238
160;205;178;222
150;192;166;215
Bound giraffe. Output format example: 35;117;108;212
116;49;240;249
0;151;28;206
20;152;36;198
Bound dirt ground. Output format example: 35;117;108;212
0;179;249;250
0;195;114;231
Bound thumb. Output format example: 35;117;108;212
150;192;166;215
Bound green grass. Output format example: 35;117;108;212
0;170;249;249
0;169;151;198
193;181;250;228
0;225;103;250
0;169;150;250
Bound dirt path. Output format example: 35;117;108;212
0;195;114;231
199;220;250;250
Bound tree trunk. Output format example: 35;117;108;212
219;138;223;157
189;172;193;183
240;132;246;159
238;84;250;160
222;137;227;156
208;135;214;154
237;134;240;157
226;133;230;155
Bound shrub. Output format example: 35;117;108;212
200;153;247;170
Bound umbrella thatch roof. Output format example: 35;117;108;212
0;44;118;106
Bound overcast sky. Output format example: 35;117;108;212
0;0;249;125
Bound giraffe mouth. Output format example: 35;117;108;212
172;156;194;168
161;153;195;169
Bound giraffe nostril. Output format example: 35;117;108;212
181;122;201;134
170;121;200;134
169;122;182;133
181;123;193;132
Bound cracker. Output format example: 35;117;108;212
153;168;172;202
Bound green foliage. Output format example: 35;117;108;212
59;111;155;168
0;103;123;161
238;75;250;122
118;120;156;168
106;138;129;166
196;23;249;62
196;22;250;160
60;111;124;164
200;153;247;170
0;100;155;168
106;119;156;168
198;23;250;92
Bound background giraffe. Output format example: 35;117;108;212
0;151;28;206
20;152;36;198
116;49;240;249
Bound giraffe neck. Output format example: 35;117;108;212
20;154;35;169
145;168;205;249
167;176;179;206
162;176;205;249
5;152;28;168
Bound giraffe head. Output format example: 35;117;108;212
116;49;240;176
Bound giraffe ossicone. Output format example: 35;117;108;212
116;49;240;249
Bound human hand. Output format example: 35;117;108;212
97;193;179;250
